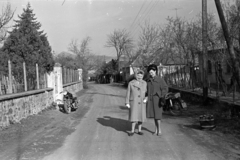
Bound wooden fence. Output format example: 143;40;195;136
0;60;79;95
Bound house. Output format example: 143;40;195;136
198;48;233;85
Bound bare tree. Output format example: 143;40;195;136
137;21;163;66
105;29;133;71
68;36;93;88
215;0;240;89
0;3;15;42
123;42;135;63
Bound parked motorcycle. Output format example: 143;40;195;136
58;91;78;114
163;92;187;116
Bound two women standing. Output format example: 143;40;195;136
125;64;168;136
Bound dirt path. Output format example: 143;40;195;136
0;83;240;160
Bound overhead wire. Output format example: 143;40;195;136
131;0;160;39
129;0;147;31
130;0;155;33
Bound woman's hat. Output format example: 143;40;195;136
147;64;158;72
136;68;144;74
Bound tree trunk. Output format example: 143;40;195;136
215;0;240;89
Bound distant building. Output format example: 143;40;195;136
198;48;233;84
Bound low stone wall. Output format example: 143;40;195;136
169;87;240;117
63;81;83;96
0;88;53;128
169;87;214;104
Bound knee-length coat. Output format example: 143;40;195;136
146;76;168;119
125;79;147;122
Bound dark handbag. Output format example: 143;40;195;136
159;97;166;106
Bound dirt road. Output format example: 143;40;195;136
0;83;240;160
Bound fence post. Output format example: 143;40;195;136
36;63;39;89
66;68;69;84
69;68;72;83
78;69;82;82
47;63;63;102
23;62;27;91
8;60;13;94
62;66;65;84
71;69;73;82
63;66;65;84
44;72;47;88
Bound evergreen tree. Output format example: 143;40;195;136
0;3;54;83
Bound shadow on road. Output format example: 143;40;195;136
86;92;125;98
97;116;130;134
97;116;154;134
108;83;126;88
183;124;202;130
119;106;129;110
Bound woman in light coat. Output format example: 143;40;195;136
125;69;147;136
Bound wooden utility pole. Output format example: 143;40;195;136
214;0;240;88
202;0;208;103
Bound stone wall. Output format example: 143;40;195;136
0;88;53;127
0;62;83;128
63;82;83;96
169;87;240;117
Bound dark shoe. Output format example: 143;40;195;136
128;132;134;136
153;132;158;136
138;132;143;135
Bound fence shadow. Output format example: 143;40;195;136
86;92;125;98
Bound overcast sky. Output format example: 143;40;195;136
2;0;219;57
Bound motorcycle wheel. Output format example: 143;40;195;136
170;99;182;116
73;98;78;109
63;99;71;114
72;101;78;111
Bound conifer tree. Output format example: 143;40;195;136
0;3;54;82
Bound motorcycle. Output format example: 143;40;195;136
57;91;78;114
163;92;187;116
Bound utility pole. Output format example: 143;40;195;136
202;0;208;104
172;7;182;17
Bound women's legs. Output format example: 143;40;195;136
154;119;158;134
154;119;161;135
131;122;137;133
157;120;161;134
138;122;142;132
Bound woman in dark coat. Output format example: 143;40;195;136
146;64;168;136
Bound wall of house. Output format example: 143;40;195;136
198;50;232;85
207;62;232;85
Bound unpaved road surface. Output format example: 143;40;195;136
0;83;240;160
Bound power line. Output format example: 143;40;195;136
129;0;147;31
131;0;160;39
129;0;154;33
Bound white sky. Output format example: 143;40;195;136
1;0;219;57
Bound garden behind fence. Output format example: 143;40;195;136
0;60;79;95
160;65;240;104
